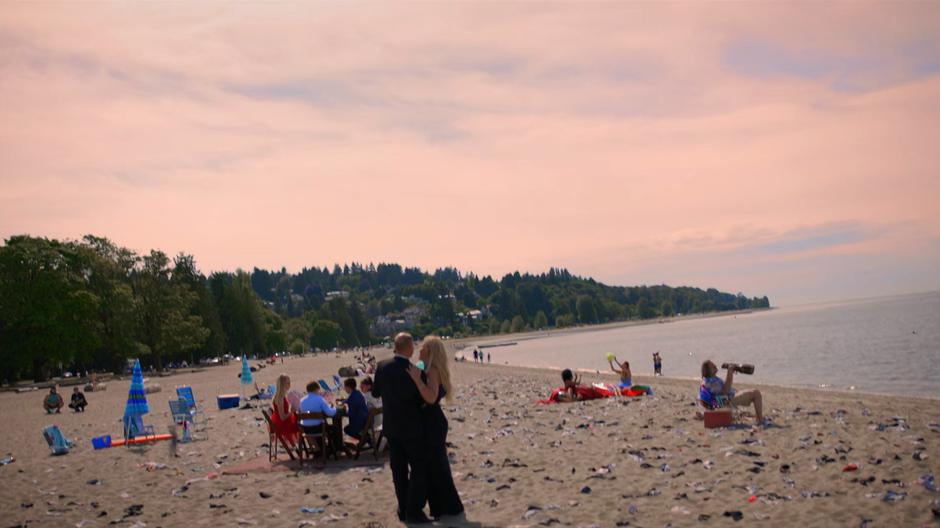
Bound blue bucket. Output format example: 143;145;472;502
91;435;111;449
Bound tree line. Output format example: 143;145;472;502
0;235;770;382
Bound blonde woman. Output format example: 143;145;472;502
269;374;298;449
407;336;464;519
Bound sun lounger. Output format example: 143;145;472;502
42;425;74;456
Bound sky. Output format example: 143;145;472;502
1;3;939;306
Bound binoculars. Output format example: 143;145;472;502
721;363;755;375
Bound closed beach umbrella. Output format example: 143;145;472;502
123;359;149;417
240;355;252;386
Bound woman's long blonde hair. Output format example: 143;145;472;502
422;336;453;404
274;374;291;412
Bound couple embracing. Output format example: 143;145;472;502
373;332;464;523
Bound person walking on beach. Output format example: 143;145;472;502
653;352;663;376
373;333;431;523
407;336;464;519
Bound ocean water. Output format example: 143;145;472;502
470;292;940;398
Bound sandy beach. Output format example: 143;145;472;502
2;351;938;527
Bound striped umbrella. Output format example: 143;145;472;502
240;355;252;386
123;359;149;417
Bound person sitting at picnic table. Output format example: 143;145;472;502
68;387;88;412
360;377;382;428
342;378;369;439
700;360;765;425
298;380;336;434
43;387;64;413
270;374;300;448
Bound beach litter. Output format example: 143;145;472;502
723;510;743;522
0;455;14;465
882;490;907;502
300;507;325;514
920;474;937;493
523;506;542;520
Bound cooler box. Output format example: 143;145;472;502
217;394;240;410
704;409;733;428
91;435;112;449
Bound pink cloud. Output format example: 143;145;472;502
1;3;938;304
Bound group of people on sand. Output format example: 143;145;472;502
43;386;88;413
555;355;765;426
471;348;490;363
267;373;375;450
266;333;463;523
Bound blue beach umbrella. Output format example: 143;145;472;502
123;359;149;417
240;355;252;386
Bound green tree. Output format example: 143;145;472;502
636;298;654;319
576;295;599;324
555;314;575;328
80;236;142;373
289;338;306;355
533;310;548;330
0;236;100;381
660;300;674;317
135;251;208;370
311;319;342;350
499;320;511;333
511;315;526;333
285;318;312;347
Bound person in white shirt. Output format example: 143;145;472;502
359;377;382;429
298;381;336;434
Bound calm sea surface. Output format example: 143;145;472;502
470;292;940;398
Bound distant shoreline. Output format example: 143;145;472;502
453;307;770;349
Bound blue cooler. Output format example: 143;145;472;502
217;394;240;410
91;435;111;449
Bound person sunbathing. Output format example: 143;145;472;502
608;355;632;388
553;369;603;402
44;387;64;413
700;360;764;424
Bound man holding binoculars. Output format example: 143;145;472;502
700;360;765;425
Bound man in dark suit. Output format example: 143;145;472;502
372;332;431;523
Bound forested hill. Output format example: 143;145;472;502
0;235;768;382
250;264;770;339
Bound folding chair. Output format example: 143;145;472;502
169;399;197;442
296;412;330;467
42;425;74;456
176;386;207;432
123;414;156;445
331;375;343;392
317;380;332;393
261;408;297;462
346;408;383;460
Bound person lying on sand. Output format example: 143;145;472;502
608;356;632;388
700;360;764;424
43;387;64;413
553;369;605;402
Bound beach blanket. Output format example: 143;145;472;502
539;383;651;404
